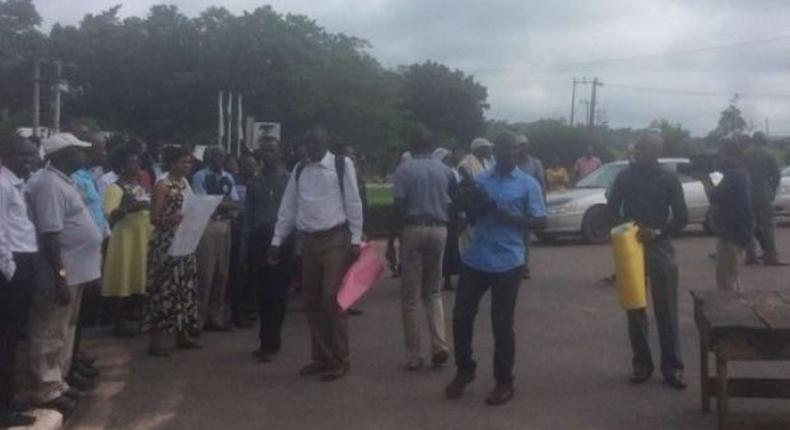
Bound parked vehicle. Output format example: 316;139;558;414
776;166;790;216
539;158;719;244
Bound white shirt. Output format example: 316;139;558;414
27;166;103;287
0;167;38;278
272;152;364;246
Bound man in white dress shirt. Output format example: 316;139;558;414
267;125;364;382
0;136;41;427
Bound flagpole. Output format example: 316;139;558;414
218;91;224;147
237;94;243;157
226;92;233;153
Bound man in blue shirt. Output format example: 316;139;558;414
445;132;547;406
192;145;239;332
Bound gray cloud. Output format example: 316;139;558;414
32;0;790;136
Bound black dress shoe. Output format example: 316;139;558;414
347;308;364;316
0;411;36;427
67;373;96;391
630;369;653;384
76;362;99;379
485;383;515;406
41;395;77;417
665;373;687;390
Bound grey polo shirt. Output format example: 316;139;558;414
27;166;103;287
392;154;455;223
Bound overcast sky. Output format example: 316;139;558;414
33;0;790;136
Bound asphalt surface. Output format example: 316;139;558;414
68;227;790;430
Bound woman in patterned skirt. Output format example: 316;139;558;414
142;145;200;356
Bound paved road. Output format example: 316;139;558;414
69;228;790;430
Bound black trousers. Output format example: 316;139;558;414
250;228;291;353
627;238;683;376
0;253;35;412
229;220;252;323
453;264;523;384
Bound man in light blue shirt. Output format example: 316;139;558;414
192;145;239;332
446;131;547;406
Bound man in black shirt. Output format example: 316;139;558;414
607;133;688;390
700;140;755;291
247;137;292;362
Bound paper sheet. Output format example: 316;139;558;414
168;194;223;257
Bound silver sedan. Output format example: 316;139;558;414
538;158;717;244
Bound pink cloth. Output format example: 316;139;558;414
337;242;384;310
574;156;602;178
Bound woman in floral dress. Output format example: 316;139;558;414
142;145;200;356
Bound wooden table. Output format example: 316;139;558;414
692;290;790;429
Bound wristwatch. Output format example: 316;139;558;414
57;268;67;279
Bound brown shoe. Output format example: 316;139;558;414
485;383;514;406
432;350;449;366
320;363;350;382
445;377;472;400
300;362;329;376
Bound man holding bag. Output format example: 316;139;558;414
606;133;688;390
267;125;364;382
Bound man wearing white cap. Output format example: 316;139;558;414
25;133;103;415
458;137;493;178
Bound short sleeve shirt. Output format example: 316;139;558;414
392;154;455;223
71;168;109;237
27;166;103;286
462;168;547;273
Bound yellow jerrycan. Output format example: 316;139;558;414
610;222;647;310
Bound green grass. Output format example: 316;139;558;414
366;183;393;207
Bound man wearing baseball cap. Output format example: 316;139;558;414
458;137;494;178
25;133;103;415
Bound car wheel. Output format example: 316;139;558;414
534;232;558;243
582;205;613;244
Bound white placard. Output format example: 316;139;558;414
168;195;223;257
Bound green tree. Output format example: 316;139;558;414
0;0;45;121
400;61;488;146
710;104;747;139
649;118;696;157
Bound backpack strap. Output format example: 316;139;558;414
294;154;345;199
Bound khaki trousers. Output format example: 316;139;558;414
400;225;449;360
717;238;744;292
196;219;231;327
27;283;85;403
301;227;351;365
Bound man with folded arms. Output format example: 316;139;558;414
388;125;453;371
267;125;363;382
445;132;547;406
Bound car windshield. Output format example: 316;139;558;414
574;163;627;189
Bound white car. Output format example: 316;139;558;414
538;158;719;244
776;166;790;215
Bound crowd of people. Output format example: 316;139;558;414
0;120;786;426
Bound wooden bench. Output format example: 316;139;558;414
691;290;790;429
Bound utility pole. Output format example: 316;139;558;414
52;60;63;133
32;58;41;137
588;78;602;130
579;99;590;126
570;77;577;126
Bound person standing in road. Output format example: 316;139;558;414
574;144;602;180
26;133;103;413
267;125;364;382
0;136;41;427
517;133;544;280
606;132;688;390
142;145;201;355
192;146;240;332
458;137;494;177
743;132;787;266
387;126;453;371
698;140;755;291
246;137;291;362
445;132;547;406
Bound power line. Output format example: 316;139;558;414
604;83;790;100
470;33;790;75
